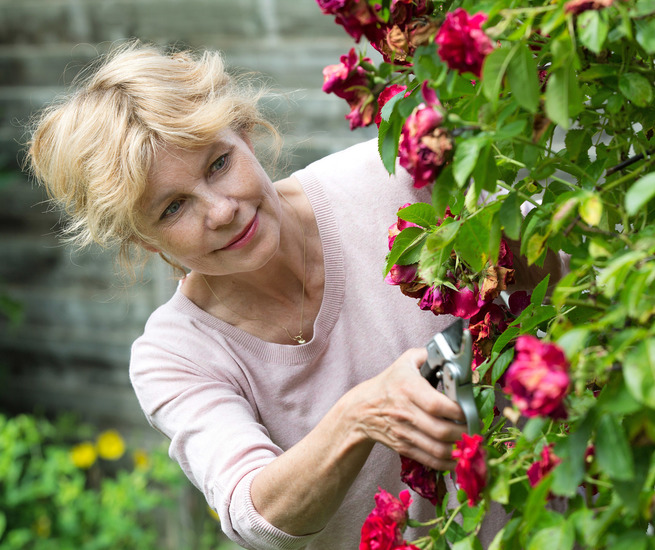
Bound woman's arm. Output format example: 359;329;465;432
250;347;466;536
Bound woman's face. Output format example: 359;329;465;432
138;129;282;276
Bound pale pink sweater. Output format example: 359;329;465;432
130;140;506;549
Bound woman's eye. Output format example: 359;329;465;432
162;200;182;218
209;154;228;174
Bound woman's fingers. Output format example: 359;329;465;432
353;349;469;469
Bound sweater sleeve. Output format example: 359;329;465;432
129;313;322;550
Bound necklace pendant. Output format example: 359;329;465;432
294;334;306;345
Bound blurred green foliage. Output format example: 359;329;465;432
0;413;239;550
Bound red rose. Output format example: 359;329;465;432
400;456;439;505
322;48;376;129
360;515;400;550
375;84;408;126
316;0;381;43
527;443;561;487
452;433;487;506
434;8;494;78
504;335;570;419
360;488;416;550
398;83;452;189
372;488;412;529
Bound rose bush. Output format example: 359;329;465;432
319;0;655;548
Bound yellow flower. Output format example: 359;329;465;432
96;430;125;460
132;449;150;470
70;442;97;469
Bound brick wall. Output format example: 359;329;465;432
0;0;376;432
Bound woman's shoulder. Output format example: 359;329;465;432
295;138;431;212
130;287;236;377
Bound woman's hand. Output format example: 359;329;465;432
349;347;467;471
250;347;466;536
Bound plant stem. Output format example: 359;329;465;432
439;502;466;536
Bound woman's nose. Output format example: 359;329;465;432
203;195;238;229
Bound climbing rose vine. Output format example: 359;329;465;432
319;0;655;548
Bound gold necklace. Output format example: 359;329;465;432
200;190;307;345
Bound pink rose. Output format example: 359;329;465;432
452;433;487;506
564;0;615;14
375;84;408;126
322;48;376;129
385;264;419;285
420;284;481;319
527;444;561;487
387;202;420;249
434;8;494;78
359;515;399;550
504;335;570;419
398;83;451;188
400;456;439;505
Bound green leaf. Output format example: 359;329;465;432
384;226;425;275
482;48;511;103
499;192;522;241
452;534;483;550
433;164;456;218
545;65;582;129
625;173;655;216
531;274;551;306
473;143;499;194
491;348;514;385
635;18;655;54
379;87;406;123
578;193;603;226
624;339;655;408
521;475;552;536
564;129;592;165
526;232;549;265
489;472;510;505
619;73;654;107
482;48;512;108
425;218;461;252
492;326;520;355
577;11;608;54
453;138;487;188
455;216;491;272
556;328;589;358
597;250;648;298
551;413;594;496
518;305;556;334
397;202;437;228
527;521;574;550
595;414;635;481
578;64;616;81
506;43;540;113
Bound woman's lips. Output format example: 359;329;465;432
222;213;259;250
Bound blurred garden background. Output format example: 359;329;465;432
0;1;376;547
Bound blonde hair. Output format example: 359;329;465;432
27;40;278;275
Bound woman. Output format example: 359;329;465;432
28;42;510;549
